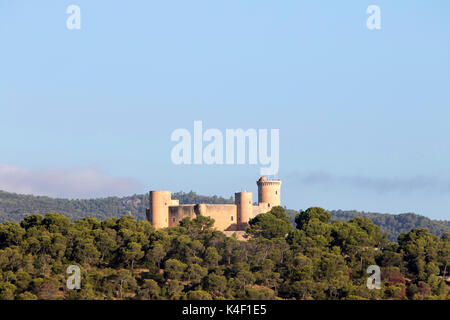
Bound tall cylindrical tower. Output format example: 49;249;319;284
148;191;172;229
257;176;282;208
235;192;253;227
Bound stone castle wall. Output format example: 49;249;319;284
147;177;282;232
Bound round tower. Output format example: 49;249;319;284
235;192;253;228
148;191;172;229
257;176;282;208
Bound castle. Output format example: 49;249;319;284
146;176;281;232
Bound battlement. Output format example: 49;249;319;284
256;181;281;186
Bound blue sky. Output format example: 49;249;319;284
1;1;450;219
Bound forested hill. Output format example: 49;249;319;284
0;207;448;300
329;210;450;241
0;190;448;241
286;209;450;242
0;190;233;223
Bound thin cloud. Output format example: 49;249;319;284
286;171;450;194
0;163;143;199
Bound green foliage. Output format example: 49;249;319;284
328;210;450;242
247;206;294;239
295;207;331;230
0;209;447;300
164;259;187;280
186;290;212;300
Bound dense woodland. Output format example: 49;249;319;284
0;190;449;242
328;210;450;242
0;207;448;300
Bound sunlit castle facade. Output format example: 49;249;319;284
146;176;281;232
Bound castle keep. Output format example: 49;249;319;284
146;176;281;231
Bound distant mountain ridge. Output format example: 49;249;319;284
285;208;449;241
329;210;449;241
0;190;232;223
0;190;448;241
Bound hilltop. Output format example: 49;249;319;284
0;190;232;223
286;209;449;242
0;190;448;242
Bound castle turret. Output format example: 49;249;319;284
235;192;253;228
257;176;281;208
148;191;173;229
